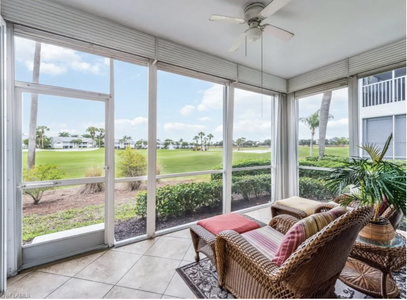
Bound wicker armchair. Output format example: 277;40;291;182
215;206;373;299
315;194;404;229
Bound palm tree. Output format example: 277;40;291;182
318;92;334;158
37;126;49;149
299;111;320;157
203;137;208;151
193;136;199;149
96;128;105;148
207;134;214;150
86;126;98;143
59;131;70;137
198;132;205;151
27;42;41;168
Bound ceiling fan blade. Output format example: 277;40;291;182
228;32;246;52
263;24;294;41
209;15;246;24
259;0;292;18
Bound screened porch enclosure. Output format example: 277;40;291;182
0;0;405;291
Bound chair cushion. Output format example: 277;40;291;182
271;207;347;266
241;226;285;260
274;196;322;216
197;213;260;236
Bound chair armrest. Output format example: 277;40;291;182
314;203;338;213
215;230;281;287
269;215;299;234
271;204;307;219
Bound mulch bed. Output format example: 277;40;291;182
114;195;270;241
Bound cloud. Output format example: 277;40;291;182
164;122;205;132
115;117;148;130
328;118;348;128
15;37;107;76
197;85;224;111
214;125;223;133
199;116;211;121
234;118;272;134
180;105;195;116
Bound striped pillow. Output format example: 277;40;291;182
271;208;346;266
241;226;285;260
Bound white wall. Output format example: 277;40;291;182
360;101;406;119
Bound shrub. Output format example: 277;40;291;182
299;177;336;201
232;174;271;200
117;146;147;190
135;180;223;218
23;164;65;204
211;159;271;180
77;166;104;195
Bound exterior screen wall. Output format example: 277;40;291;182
363;116;398;159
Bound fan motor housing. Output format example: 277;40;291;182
244;2;265;21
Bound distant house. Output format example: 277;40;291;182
51;137;96;149
114;139;135;149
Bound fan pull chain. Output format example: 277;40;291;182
261;30;264;117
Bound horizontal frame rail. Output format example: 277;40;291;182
15;81;110;101
298;166;334;171
18;177;105;189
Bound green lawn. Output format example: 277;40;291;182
22;146;349;179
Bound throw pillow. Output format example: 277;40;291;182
271;207;347;266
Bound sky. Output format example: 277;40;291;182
16;36;348;144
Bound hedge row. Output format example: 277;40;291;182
299;177;336;201
211;159;271;180
135;174;272;218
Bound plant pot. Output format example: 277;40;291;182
358;217;395;245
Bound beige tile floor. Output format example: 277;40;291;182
5;207;272;299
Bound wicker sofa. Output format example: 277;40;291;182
214;206;373;299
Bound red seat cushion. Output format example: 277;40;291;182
197;213;260;236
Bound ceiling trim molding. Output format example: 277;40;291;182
288;38;406;93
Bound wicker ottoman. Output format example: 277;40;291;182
190;215;265;265
271;196;322;219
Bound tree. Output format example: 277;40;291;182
59;131;70;137
71;139;82;148
263;139;271;146
82;133;92;139
36;126;49;149
27;42;41;168
235;137;246;151
164;138;173;149
135;140;143;149
179;138;183;149
86;126;98;144
117;146;147;190
70;134;79;138
198;132;205;151
318;91;334;158
23;164;65;204
299;111;320;157
207;134;214;150
142;140;148;148
182;141;189;148
96;128;105;148
203;137;208;151
193;136;199;148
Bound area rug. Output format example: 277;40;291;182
176;258;406;299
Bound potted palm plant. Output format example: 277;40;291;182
325;134;406;244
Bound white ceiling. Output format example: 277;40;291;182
54;0;406;79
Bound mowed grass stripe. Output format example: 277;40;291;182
22;147;349;179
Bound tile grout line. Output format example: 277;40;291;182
162;260;184;297
43;274;74;299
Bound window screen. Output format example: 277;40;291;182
363;116;393;158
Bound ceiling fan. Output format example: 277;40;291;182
209;0;294;52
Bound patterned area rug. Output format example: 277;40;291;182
176;258;406;299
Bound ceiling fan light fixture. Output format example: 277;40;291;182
246;27;262;42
